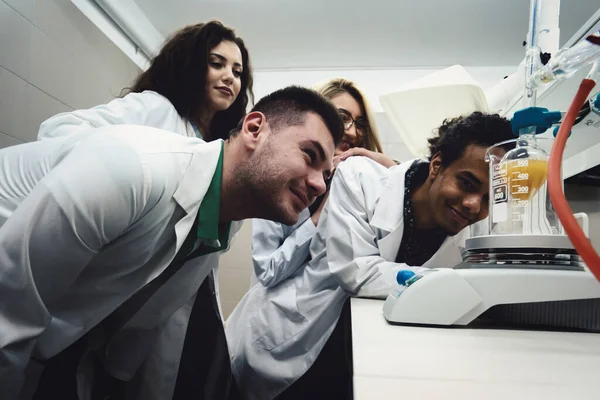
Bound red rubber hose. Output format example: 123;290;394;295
548;78;600;281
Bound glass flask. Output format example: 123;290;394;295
486;134;563;236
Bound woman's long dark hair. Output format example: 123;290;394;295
123;21;254;140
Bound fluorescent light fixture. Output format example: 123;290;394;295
94;0;164;59
71;0;165;70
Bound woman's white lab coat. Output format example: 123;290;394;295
37;90;197;140
0;126;240;399
250;208;315;288
226;157;469;400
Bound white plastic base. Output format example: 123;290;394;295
383;268;600;326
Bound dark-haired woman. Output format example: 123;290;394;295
38;21;253;142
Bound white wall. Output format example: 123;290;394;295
0;0;140;148
252;66;515;113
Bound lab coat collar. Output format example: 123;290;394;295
370;158;426;233
193;141;232;254
173;139;223;214
372;158;470;263
371;158;427;261
196;141;225;241
191;123;203;139
171;139;223;253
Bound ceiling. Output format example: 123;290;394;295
131;0;599;70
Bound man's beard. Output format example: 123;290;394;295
232;142;297;225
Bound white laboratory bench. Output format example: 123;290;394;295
351;298;600;400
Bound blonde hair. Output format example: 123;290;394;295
312;78;383;153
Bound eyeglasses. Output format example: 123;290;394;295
338;109;369;137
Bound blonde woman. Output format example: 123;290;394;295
249;78;396;289
316;78;395;169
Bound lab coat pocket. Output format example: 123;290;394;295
252;280;308;351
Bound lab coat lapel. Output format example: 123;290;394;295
377;226;404;262
370;159;428;262
172;140;222;251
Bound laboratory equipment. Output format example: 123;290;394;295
383;0;600;332
487;137;560;236
531;32;600;87
383;187;600;332
383;120;600;331
383;76;600;330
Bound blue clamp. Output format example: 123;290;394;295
552;125;572;138
594;93;600;111
396;270;425;287
511;107;562;136
396;270;415;286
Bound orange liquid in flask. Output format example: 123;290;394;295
506;159;548;201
